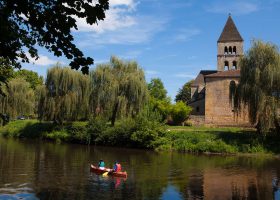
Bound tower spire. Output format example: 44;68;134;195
218;15;243;42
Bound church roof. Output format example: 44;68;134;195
205;70;240;78
218;15;243;42
191;70;217;86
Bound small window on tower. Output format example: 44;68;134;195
224;46;228;55
233;61;237;70
196;106;200;113
233;46;236;55
224;61;229;70
229;46;232;54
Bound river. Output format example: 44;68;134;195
0;137;280;200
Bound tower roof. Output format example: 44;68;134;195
218;15;243;42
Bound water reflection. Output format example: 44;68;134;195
0;137;280;200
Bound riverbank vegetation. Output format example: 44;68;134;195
1;119;280;154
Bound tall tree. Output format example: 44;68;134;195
14;69;43;90
38;65;90;124
233;41;280;133
148;78;167;100
175;80;194;104
90;56;148;126
0;0;109;73
0;78;35;120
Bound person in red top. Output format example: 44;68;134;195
113;161;122;172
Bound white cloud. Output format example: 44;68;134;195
110;0;137;9
77;16;168;46
27;54;59;66
205;1;259;15
75;0;138;33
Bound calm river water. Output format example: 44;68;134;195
0;137;280;200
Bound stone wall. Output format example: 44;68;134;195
188;115;205;126
189;99;205;115
205;77;250;126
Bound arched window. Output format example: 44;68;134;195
233;61;237;70
229;81;237;111
233;46;236;55
224;46;228;55
224;61;229;71
229;46;232;54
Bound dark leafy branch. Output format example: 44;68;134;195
0;0;109;74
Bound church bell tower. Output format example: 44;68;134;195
217;14;243;71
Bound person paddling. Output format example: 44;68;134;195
113;161;122;172
98;159;105;170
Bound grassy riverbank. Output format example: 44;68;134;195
162;126;279;154
1;120;279;154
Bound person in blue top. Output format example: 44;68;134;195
98;159;105;170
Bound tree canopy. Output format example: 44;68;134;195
0;0;109;73
234;41;280;133
38;65;90;124
90;56;148;126
14;69;43;90
175;80;194;104
0;78;35;119
148;78;167;100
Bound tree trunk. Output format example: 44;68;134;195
111;102;119;126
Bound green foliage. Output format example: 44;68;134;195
90;56;148;126
0;78;35;119
149;97;172;122
148;78;167;100
131;106;167;148
0;58;15;95
175;80;194;103
38;65;90;124
170;101;192;125
0;0;109;73
235;40;280;133
87;116;109;144
158;127;274;154
2;120;280;154
0;120;53;138
14;69;43;90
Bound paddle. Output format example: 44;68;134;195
102;172;109;177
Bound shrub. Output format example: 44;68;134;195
170;101;192;125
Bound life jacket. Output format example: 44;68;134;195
116;163;121;172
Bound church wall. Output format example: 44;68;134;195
205;77;250;126
189;98;205;115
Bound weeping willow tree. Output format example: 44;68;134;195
0;78;35;121
90;56;148;126
233;41;280;133
38;65;90;124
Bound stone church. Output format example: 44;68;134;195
189;15;249;126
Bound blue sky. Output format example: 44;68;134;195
23;0;280;100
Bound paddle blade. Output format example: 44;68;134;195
102;172;109;177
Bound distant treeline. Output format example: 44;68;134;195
0;56;192;127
